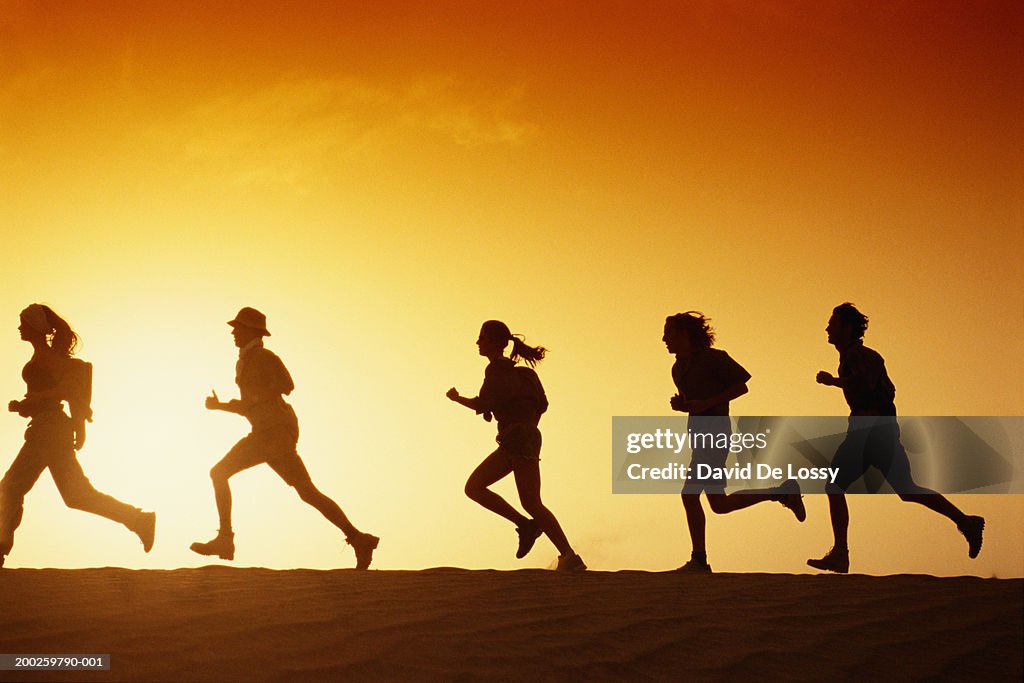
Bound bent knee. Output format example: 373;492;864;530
61;487;99;510
210;465;232;483
705;495;731;514
464;479;486;500
825;482;845;495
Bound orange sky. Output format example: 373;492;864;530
1;1;1021;575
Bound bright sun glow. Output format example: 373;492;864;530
1;2;1021;575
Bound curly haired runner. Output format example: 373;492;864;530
447;320;585;572
1;304;155;568
190;307;379;569
664;312;805;574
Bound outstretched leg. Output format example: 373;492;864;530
884;424;984;558
705;480;806;521
895;488;983;559
50;454;155;552
294;481;358;536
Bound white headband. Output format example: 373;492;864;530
20;304;51;334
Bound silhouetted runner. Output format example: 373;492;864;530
664;312;805;574
1;304;155;568
808;303;984;573
190;307;378;569
447;320;585;572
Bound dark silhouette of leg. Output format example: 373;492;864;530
51;455;141;525
207;437;264;534
807;492;850;573
681;493;707;556
898;491;964;522
705;480;805;520
826;492;849;550
191;439;260;560
211;459;237;534
294;481;357;537
513;459;571;556
270;449;378;569
0;441;48;561
49;454;154;551
465;449;529;527
882;423;984;558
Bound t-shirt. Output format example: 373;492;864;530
21;351;91;420
671;347;751;416
478;358;548;431
235;342;295;426
838;341;896;416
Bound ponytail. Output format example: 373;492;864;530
479;319;547;367
41;305;80;357
509;335;546;367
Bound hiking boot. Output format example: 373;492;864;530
515;520;542;559
807;547;849;574
132;511;157;553
190;531;235;561
959;515;985;559
675;558;713;574
777;479;806;522
347;532;379;570
556;552;587;572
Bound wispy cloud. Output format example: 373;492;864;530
145;76;536;192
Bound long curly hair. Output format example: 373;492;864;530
665;311;715;349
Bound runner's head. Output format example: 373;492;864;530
664;311;714;354
829;302;868;344
477;320;546;367
19;304;79;356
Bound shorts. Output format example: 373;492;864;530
682;415;731;494
830;416;916;493
495;424;542;461
682;446;728;494
215;408;311;487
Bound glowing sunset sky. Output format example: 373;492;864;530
1;1;1021;575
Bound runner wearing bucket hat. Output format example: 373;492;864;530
227;307;271;336
191;307;379;569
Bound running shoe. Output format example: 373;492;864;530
515;520;542;559
190;530;235;561
807;547;849;574
348;532;380;570
778;479;806;522
556;552;587;572
959;515;985;559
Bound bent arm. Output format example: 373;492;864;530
447;388;486;413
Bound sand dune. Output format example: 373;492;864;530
0;568;1020;681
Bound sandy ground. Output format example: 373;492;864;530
0;568;1020;682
